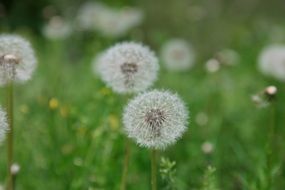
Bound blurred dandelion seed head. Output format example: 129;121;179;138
258;45;285;82
0;107;8;144
0;34;37;86
161;39;195;71
205;58;220;73
201;141;214;154
11;163;20;175
96;42;159;94
195;112;208;126
43;16;72;40
77;2;143;37
123;90;189;150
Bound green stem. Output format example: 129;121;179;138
266;104;276;189
120;138;130;190
151;149;157;190
6;82;14;190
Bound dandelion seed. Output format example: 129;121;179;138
43;16;72;40
258;45;285;82
123;90;189;149
96;42;159;94
161;39;195;71
0;34;37;86
0;107;8;144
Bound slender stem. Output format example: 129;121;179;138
120;138;130;190
151;149;157;190
6;82;14;190
266;104;276;189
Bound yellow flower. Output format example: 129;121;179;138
108;114;119;131
19;104;29;114
49;98;59;110
99;87;111;96
60;106;69;118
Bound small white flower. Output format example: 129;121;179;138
216;49;240;66
43;16;72;40
161;39;195;71
258;45;285;82
96;42;159;94
205;58;220;73
0;107;8;144
123;90;189;150
201;141;214;154
0;34;37;86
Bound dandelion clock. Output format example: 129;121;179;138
96;42;159;94
258;45;285;82
161;39;195;71
0;34;37;86
123;90;189;149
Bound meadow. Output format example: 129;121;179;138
0;0;285;189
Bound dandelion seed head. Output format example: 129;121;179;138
77;2;143;37
201;141;214;154
205;58;220;73
161;39;195;71
0;107;8;144
43;16;72;40
96;42;159;94
258;45;285;82
195;112;208;126
0;34;37;86
123;90;189;150
10;163;20;175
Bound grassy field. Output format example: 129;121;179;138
0;0;285;189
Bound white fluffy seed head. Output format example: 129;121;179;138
123;90;189;150
0;34;37;86
43;16;72;40
258;45;285;82
161;39;195;71
96;42;159;94
0;107;8;144
77;2;143;37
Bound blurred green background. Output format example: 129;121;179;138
0;0;285;189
